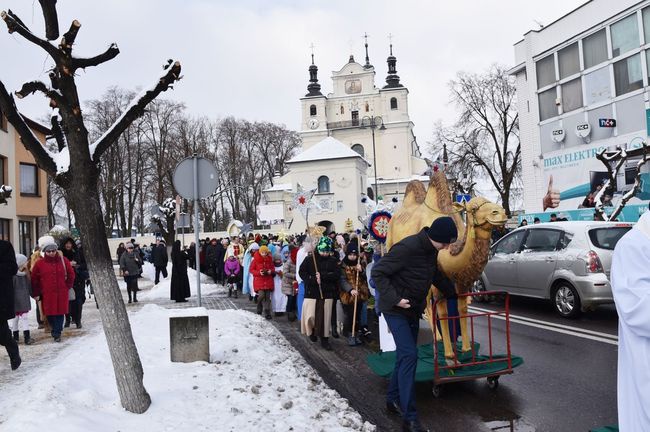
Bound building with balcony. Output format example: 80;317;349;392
0;108;50;254
510;0;650;222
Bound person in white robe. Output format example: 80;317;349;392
610;211;650;431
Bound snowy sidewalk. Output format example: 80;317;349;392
0;264;375;432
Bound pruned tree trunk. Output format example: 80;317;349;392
0;3;181;414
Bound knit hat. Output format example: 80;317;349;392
42;242;58;252
259;245;270;255
345;242;359;255
317;237;333;253
250;243;260;251
427;217;458;244
125;242;134;249
38;235;56;250
15;254;28;268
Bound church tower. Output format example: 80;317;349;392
300;49;328;139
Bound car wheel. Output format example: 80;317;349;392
471;279;488;303
552;282;581;318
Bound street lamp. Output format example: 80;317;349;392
360;115;386;199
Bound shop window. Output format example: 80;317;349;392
536;54;556;89
0;156;5;184
390;97;398;110
614;53;643;96
19;163;39;195
611;14;639;57
351;144;365;157
561;78;583;113
584;66;612;105
309;104;317;116
0;218;9;241
538;87;558;121
583;29;608;69
558;43;580;79
318;176;330;193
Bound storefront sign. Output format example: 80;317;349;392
598;118;616;127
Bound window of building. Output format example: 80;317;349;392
390;97;398;110
538;87;558;121
351;110;359;126
351;144;365;157
0;106;7;131
19;163;39;195
0;156;5;184
336;200;343;212
536;54;556;89
317;176;330;193
561;78;583;112
614;53;643;96
645;49;650;83
340;105;344;115
643;7;650;43
558;42;580;79
611;14;639;57
584;66;612;105
365;102;369;112
583;29;608;69
309;104;317;116
18;220;32;256
0;218;9;241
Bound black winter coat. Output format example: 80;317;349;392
372;228;455;319
170;248;191;301
0;240;18;320
152;244;169;267
205;243;219;264
299;253;341;299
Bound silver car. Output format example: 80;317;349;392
475;221;633;318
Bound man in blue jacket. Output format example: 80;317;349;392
372;217;457;432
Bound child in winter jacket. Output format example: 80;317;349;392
271;253;287;315
12;254;33;345
281;247;298;321
249;245;275;319
224;252;241;298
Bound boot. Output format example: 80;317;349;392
133;292;138;303
128;291;132;304
287;311;296;322
309;333;318;342
23;330;33;345
64;316;71;328
347;336;358;346
320;337;333;351
361;325;372;337
6;340;21;370
331;325;339;339
12;331;19;342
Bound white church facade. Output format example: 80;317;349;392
261;42;428;234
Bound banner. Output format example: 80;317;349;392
256;204;285;225
541;131;650;215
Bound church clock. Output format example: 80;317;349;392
307;118;319;129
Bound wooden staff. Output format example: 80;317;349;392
306;219;324;300
351;235;360;337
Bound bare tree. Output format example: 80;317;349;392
0;3;181;413
432;65;520;216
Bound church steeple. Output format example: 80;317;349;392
363;32;373;69
306;44;323;97
384;34;403;89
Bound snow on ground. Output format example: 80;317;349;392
0;304;375;432
140;262;226;299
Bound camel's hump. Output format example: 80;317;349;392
403;180;427;206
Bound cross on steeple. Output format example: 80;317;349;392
309;42;315;65
388;33;394;55
363;32;372;69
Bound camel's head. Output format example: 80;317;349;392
453;197;507;231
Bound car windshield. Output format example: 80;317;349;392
588;227;631;250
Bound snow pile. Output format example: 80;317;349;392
140;261;227;299
0;304;375;431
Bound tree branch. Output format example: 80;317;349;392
14;80;64;108
60;19;80;52
73;43;120;70
0;80;57;175
50;115;66;151
91;60;182;161
1;10;59;59
38;0;59;40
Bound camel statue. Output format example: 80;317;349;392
386;167;507;359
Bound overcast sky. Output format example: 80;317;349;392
1;0;586;153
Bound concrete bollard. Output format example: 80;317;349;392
169;314;210;363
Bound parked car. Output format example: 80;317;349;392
473;221;633;318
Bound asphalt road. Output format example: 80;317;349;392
234;294;619;432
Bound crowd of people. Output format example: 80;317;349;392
1;235;90;371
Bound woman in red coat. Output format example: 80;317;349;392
31;241;75;342
249;245;275;319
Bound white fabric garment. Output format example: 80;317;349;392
11;313;29;332
296;247;308;284
271;265;287;313
610;212;650;431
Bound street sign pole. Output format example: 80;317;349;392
192;156;201;307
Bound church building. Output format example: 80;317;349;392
261;40;428;234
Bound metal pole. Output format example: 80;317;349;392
193;156;202;307
371;120;378;199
